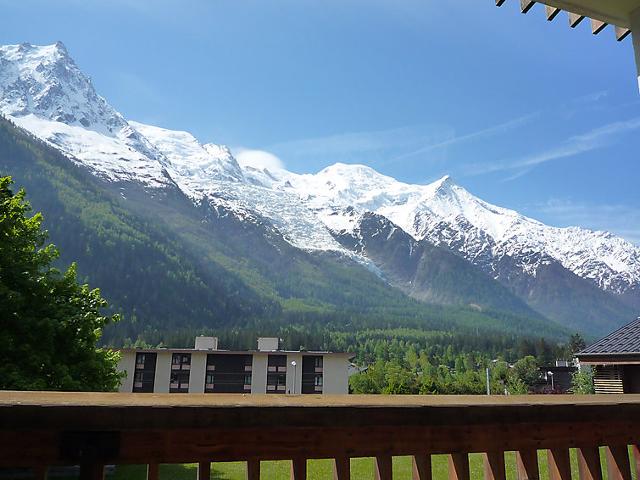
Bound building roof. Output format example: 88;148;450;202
578;317;640;356
117;347;353;357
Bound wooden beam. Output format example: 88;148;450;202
484;452;506;480
577;447;602;480
548;449;571;480
146;463;159;480
606;446;632;480
333;456;350;480
375;455;392;480
545;6;561;21
516;450;539;480
449;453;470;480
520;1;535;14
291;458;307;480
413;454;432;480
568;12;585;28
198;462;210;480
616;27;632;42
247;459;260;480
591;20;607;35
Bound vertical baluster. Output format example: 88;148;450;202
198;461;211;480
577;447;602;480
247;459;260;480
32;466;48;480
449;453;470;480
516;450;539;480
79;462;105;480
375;455;393;480
606;446;632;480
413;454;432;480
291;457;307;480
146;463;159;480
333;456;350;480
484;451;506;480
632;446;640;479
548;449;571;480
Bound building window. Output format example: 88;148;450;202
132;352;156;393
267;355;287;393
301;356;323;394
205;354;253;393
170;353;191;392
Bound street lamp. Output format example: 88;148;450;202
547;371;554;391
291;360;297;395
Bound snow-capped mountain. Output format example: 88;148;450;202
1;42;638;333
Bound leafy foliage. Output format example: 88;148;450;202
571;367;595;394
0;176;121;391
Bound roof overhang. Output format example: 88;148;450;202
496;1;640;90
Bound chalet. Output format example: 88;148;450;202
576;317;640;394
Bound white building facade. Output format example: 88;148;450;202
117;337;352;395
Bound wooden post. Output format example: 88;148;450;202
146;463;159;480
32;466;48;480
517;450;539;480
247;459;260;480
198;462;211;480
375;455;393;480
449;453;470;480
577;447;602;480
548;449;571;480
291;458;307;480
484;451;506;480
333;456;350;480
606;446;632;480
79;463;105;480
413;454;432;480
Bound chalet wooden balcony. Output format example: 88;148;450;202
1;392;640;480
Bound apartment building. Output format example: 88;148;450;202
117;336;352;395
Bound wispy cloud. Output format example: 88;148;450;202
382;112;538;166
465;117;640;178
532;199;640;246
266;123;454;168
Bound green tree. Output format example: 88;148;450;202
0;177;121;391
508;356;540;394
571;368;595;394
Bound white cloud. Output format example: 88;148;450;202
465;117;640;177
234;148;285;171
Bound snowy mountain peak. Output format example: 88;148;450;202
0;42;127;135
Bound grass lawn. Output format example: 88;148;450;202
109;450;625;480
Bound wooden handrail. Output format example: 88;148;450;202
1;392;639;479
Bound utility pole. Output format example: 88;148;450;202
486;367;491;395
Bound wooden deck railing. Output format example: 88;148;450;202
1;392;640;480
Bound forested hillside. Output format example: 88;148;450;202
0;116;567;345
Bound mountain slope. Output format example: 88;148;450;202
1;116;562;343
1;42;638;337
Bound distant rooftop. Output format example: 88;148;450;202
578;317;640;356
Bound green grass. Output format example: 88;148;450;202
104;448;636;480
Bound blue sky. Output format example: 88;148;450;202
2;0;639;244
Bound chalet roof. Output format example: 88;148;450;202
578;318;640;356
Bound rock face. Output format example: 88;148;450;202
1;42;638;335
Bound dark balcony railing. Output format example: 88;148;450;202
1;392;639;480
